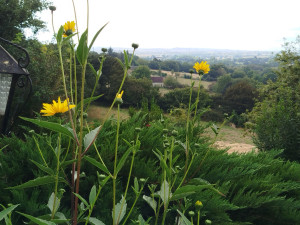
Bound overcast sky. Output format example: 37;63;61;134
36;0;300;51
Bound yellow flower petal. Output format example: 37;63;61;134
40;97;76;116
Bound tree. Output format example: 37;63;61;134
0;0;49;40
131;65;151;79
163;76;183;89
249;37;300;161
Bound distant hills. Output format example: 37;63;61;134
92;47;277;60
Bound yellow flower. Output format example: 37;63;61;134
63;21;75;37
116;90;124;99
116;90;124;104
193;61;210;75
40;97;75;116
195;200;203;211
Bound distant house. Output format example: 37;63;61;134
151;76;164;87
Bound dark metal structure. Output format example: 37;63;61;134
0;37;31;135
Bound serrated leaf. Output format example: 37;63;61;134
47;193;60;214
84;126;101;150
88;23;108;51
0;204;19;221
89;185;97;205
8;176;66;189
116;147;133;174
30;160;54;175
84;156;110;175
20;117;74;139
18;212;56;225
113;196;127;224
87;217;106;225
143;195;157;212
56;26;64;45
76;29;88;65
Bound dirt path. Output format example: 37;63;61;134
214;141;257;154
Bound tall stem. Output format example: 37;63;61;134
113;104;121;225
184;76;193;172
73;63;87;225
193;75;202;122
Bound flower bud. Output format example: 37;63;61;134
101;48;107;53
132;43;139;50
171;130;178;137
188;211;195;217
135;127;141;132
163;128;168;134
205;219;212;224
195;200;203;211
49;6;56;11
139;178;146;183
189;69;194;75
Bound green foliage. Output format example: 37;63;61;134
131;65;151;79
0;0;49;40
213;74;232;93
123;77;160;107
163;76;184;89
158;87;211;112
1;114;300;224
249;37;300;161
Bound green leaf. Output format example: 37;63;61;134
18;212;56;225
89;185;97;205
76;95;104;113
56;26;64;45
73;193;89;208
47;193;60;215
73;193;90;208
87;217;105;225
176;210;191;225
60;159;77;168
76;29;89;65
142;195;157;212
171;185;210;201
155;180;172;204
62;32;77;45
124;50;129;69
134;177;139;193
84;126;101;151
113;196;127;224
30;160;54;175
0;144;8;153
116;147;133;175
88;23;108;51
88;63;98;77
152;150;171;178
115;58;124;69
20;117;74;139
84;156;110;175
0;204;19;221
8;176;66;189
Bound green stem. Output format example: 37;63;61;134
73;62;87;225
70;46;74;103
193;75;202;122
177;154;195;190
71;0;80;42
113;104;121;225
58;46;79;146
184;76;194;173
116;149;136;224
197;211;200;225
51;132;61;219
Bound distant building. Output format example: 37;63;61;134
151;76;164;87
